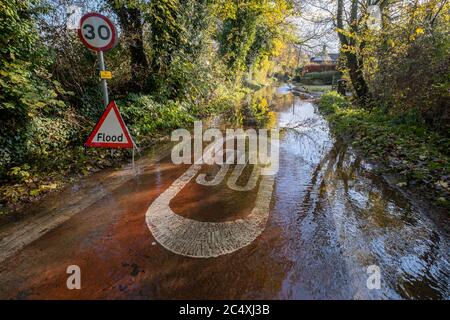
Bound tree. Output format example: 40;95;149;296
0;0;64;130
0;0;66;175
216;0;295;83
336;0;371;104
145;0;185;96
108;0;148;91
365;0;450;131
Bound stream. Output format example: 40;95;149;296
262;84;449;299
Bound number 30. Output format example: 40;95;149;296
83;24;111;41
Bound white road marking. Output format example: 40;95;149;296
145;163;275;258
195;164;230;186
226;154;260;191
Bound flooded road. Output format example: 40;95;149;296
0;85;448;299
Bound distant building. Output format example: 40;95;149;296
309;45;339;64
328;53;339;64
301;45;340;76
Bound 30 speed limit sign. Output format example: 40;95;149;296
78;13;117;51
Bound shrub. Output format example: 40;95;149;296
300;71;341;85
318;91;349;114
118;94;196;143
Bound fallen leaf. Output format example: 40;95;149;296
436;180;448;188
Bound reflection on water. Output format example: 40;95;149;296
268;85;449;299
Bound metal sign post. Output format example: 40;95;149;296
98;50;110;159
98;50;138;167
79;12;138;168
98;50;109;107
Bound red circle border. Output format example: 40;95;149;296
78;12;117;52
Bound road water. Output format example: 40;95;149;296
0;84;448;299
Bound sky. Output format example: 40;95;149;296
294;0;339;55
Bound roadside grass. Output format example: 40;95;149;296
319;91;450;208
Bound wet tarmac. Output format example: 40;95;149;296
0;85;448;299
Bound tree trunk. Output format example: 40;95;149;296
108;1;148;92
337;0;371;104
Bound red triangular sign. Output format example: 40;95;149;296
85;101;133;149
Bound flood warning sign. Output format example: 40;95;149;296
85;100;133;149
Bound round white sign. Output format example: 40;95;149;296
78;13;117;51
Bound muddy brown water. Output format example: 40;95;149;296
0;84;448;299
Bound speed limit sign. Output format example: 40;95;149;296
78;12;117;52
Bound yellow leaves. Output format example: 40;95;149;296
212;0;237;20
270;38;284;57
336;27;357;39
266;111;277;129
444;9;450;23
29;183;58;197
261;0;292;27
341;44;357;54
259;97;268;110
387;39;395;48
409;27;425;41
